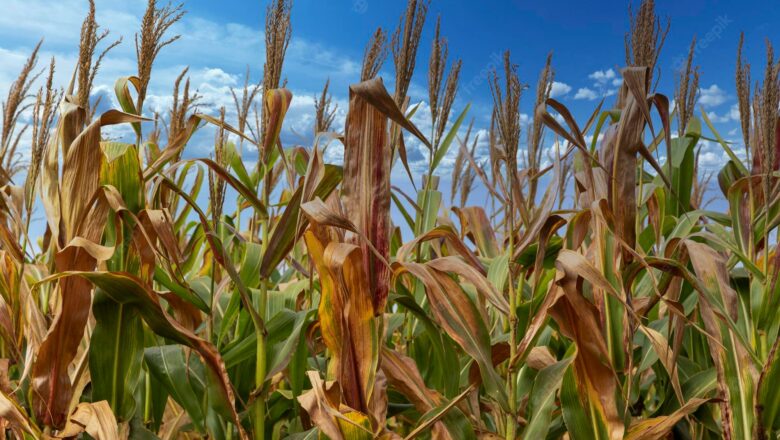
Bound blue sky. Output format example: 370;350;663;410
1;0;778;206
178;0;777;138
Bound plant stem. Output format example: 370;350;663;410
144;370;152;423
254;176;271;440
506;187;518;440
254;280;268;440
209;237;217;342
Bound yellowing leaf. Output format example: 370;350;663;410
304;231;380;414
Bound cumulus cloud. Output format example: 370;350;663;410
690;138;747;171
0;0;367;163
3;0;739;182
577;68;622;100
574;87;598;100
707;104;740;123
698;150;724;168
549;81;572;98
588;68;616;83
699;84;728;107
202;68;238;86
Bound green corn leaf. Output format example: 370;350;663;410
431;104;470;172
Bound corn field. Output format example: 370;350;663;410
0;0;779;438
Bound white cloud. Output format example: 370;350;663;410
574;87;598;100
0;0;369;163
549;81;572;98
707;103;740;123
698;151;724;168
0;0;141;44
580;68;621;100
202;68;238;86
588;68;615;83
699;84;728;107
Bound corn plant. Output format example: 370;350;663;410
0;0;779;439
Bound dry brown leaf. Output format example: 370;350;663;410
0;389;38;438
32;238;113;427
625;398;710;440
550;253;624;439
56;400;118;439
526;346;557;370
343;79;395;314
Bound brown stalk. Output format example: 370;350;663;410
135;0;185;116
231;67;261;136
76;0;122;115
144;112;163;163
209;107;228;224
675;38;699;136
428;17;446;135
736;33;752;158
361;28;388;82
527;52;554;204
260;0;292;144
489;51;523;201
427;16;461;151
558;144;573;209
263;0;292;92
248;102;262;146
26;58;59;213
754;41;779;276
488;109;509;209
450;119;474;204
150;112;162;142
624;0;669;88
168;67;200;154
314;79;338;134
692;146;714;209
391;0;430;105
488;50;523;440
1;40;43;183
754;41;779;178
460;133;479;208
